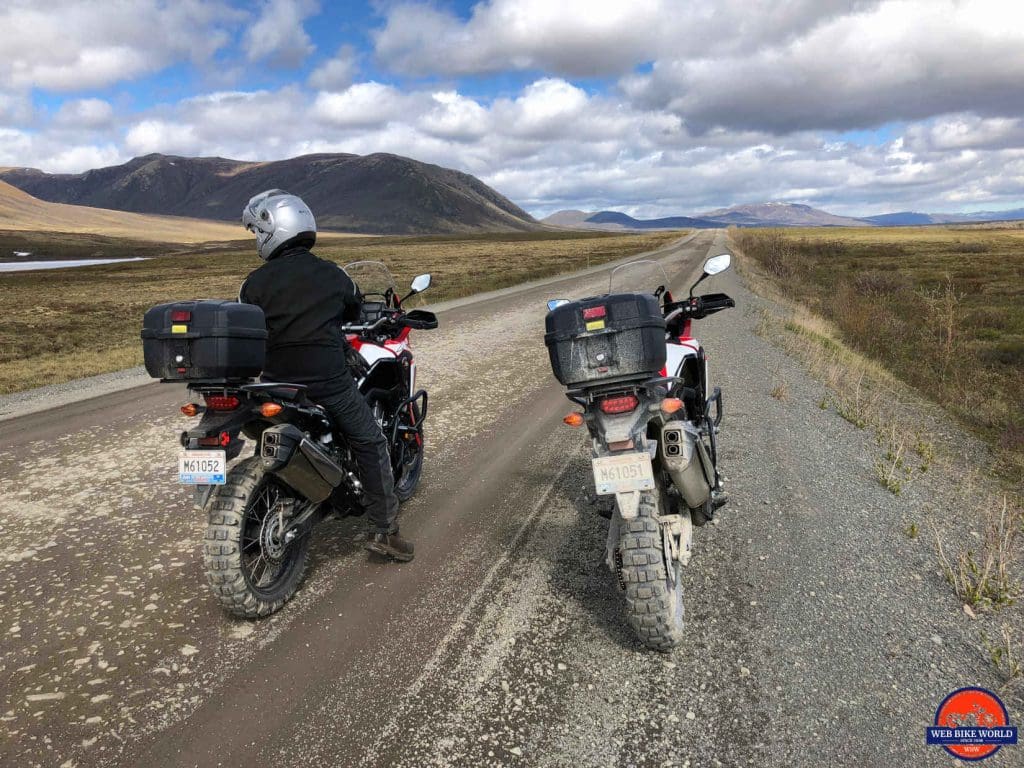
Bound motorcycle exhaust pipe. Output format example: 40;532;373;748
261;424;345;503
660;422;712;509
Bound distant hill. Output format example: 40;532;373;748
543;202;866;230
0;179;245;242
0;153;539;236
546;201;1024;230
862;212;936;226
586;211;727;229
695;202;870;227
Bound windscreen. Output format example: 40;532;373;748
343;261;398;303
608;259;670;296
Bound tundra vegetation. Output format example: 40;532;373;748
734;225;1023;687
733;226;1024;485
0;229;681;395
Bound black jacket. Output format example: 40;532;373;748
239;245;361;397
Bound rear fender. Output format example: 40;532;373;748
184;409;251;459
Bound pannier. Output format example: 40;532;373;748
544;292;666;387
141;300;267;382
260;424;345;503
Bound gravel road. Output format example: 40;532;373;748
0;231;1015;767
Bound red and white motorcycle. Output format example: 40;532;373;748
545;253;734;650
147;261;437;618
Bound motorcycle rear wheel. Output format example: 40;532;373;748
203;457;311;619
617;489;685;651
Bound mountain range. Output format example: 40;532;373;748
542;202;1024;230
0;153;539;236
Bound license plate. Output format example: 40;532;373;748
592;451;655;495
178;450;226;485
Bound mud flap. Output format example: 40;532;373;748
192;484;214;512
614;490;641;520
604;511;621;573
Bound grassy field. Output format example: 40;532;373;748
732;226;1024;478
0;229;681;394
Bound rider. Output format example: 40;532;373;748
239;189;414;562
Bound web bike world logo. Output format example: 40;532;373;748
926;687;1018;761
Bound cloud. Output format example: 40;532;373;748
623;0;1024;134
375;1;1024;136
309;45;358;91
374;0;882;78
243;0;318;68
0;0;238;91
55;99;115;129
312;82;421;128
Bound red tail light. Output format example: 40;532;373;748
599;394;639;414
171;310;192;322
203;394;240;411
582;305;607;320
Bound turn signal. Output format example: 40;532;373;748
259;402;283;418
660;397;684;414
563;412;584;427
180;403;199;417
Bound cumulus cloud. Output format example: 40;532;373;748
374;0;882;78
375;0;1024;136
312;82;422;128
309;45;358;91
54;99;115;129
623;0;1024;134
0;0;237;91
243;0;318;68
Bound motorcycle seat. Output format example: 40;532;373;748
241;382;311;403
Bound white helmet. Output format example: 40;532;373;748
242;189;317;261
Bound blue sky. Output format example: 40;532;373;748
2;0;1023;217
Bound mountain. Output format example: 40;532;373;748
863;212;936;226
543;202;866;230
541;210;595;228
585;211;727;229
0;153;539;235
696;202;870;227
0;179;244;242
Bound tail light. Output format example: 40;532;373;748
203;394;240;411
170;310;192;322
598;394;639;414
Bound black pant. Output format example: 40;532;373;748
315;374;399;534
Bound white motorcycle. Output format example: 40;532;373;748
544;253;734;650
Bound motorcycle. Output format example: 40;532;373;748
544;253;735;650
142;262;437;618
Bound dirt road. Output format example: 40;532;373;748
0;232;1008;767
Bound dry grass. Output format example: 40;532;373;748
0;180;253;243
934;495;1021;610
733;226;1024;486
0;229;681;394
982;624;1023;687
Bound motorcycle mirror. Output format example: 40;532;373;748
547;299;570;312
702;253;731;275
689;253;732;297
410;273;432;294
